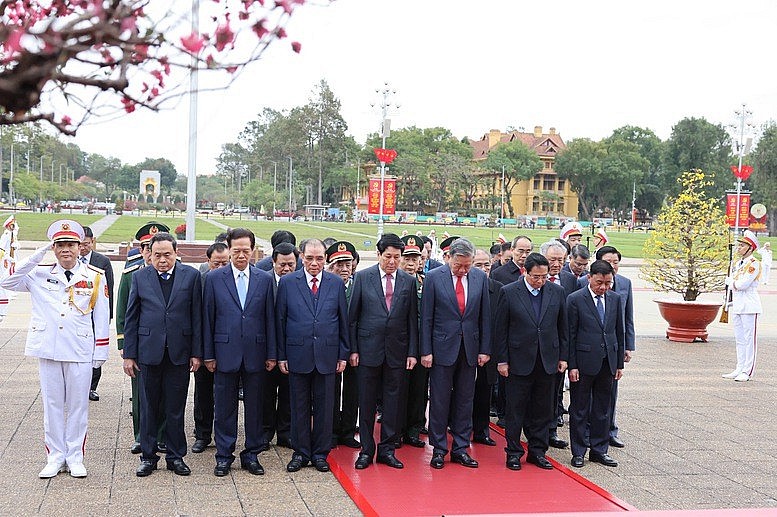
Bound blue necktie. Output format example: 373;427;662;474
161;272;170;281
237;271;247;309
596;295;605;325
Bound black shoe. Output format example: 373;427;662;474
89;390;99;401
156;442;167;454
419;427;428;435
166;459;191;476
496;418;506;429
430;452;445;469
276;438;292;449
214;461;231;477
130;442;142;454
313;458;330;472
451;452;478;468
337;436;361;449
556;415;564;428
589;452;618;467
286;455;309;472
393;439;403;449
506;455;522;471
472;435;496;446
403;436;426;448
609;436;625;448
549;435;568;449
489;407;498;417
136;459;158;477
571;455;584;468
354;453;372;470
376;453;404;469
191;439;210;453
527;455;554;470
241;460;265;475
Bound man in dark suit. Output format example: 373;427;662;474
276;238;349;473
421;236;443;274
471;249;501;446
585;246;635;449
567;260;624;469
562;244;590;278
495;252;568;471
202;228;276;477
256;230;302;271
349;233;418;470
421;238;491;469
79;226;114;402
491;235;533;286
262;242;298;449
123;232;203;477
191;242;230;454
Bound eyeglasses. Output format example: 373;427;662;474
526;274;547;281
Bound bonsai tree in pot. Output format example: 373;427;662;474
640;169;730;342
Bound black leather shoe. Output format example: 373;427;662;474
130;442;142;454
89;390;99;401
214;461;231;477
430;452;445;469
527;455;554;470
419;427;428;435
276;438;292;449
496;418;506;429
286;455;308;472
241;460;265;475
589;452;618;467
136;459;157;477
571;455;584;468
506;455;522;470
354;453;372;470
549;435;569;449
338;436;361;449
313;458;330;472
609;436;625;448
393;439;403;449
451;452;478;468
191;439;210;453
156;442;167;453
166;459;191;476
556;415;564;427
472;435;496;446
377;453;404;469
403;436;426;448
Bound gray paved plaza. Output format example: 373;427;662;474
0;252;776;515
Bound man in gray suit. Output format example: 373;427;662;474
495;252;568;471
421;238;491;469
349;233;418;470
567;260;624;469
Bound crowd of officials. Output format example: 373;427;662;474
5;218;760;480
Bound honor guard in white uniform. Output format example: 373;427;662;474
0;215;19;322
723;230;762;382
0;220;110;478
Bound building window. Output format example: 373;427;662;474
558;179;565;191
557;199;565;213
543;176;555;191
532;196;540;213
533;176;541;190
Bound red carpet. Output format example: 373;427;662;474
329;423;634;516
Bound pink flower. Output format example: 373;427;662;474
214;21;235;52
252;20;269;39
276;27;287;39
61;116;72;126
180;31;206;54
291;41;301;53
121;97;136;113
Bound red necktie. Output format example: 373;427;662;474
311;277;318;295
455;275;465;315
385;274;393;310
549;275;557;283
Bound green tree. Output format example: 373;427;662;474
554;138;606;219
663;117;732;199
751;121;777;234
608;125;666;216
482;139;543;218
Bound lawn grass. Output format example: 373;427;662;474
2;211;102;241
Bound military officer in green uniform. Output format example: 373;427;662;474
116;222;169;454
326;240;361;449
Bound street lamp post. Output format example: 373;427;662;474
733;103;753;238
288;156;293;219
270;161;277;218
373;82;399;238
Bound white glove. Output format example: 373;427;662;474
92;360;105;368
724;276;733;287
10;242;19;249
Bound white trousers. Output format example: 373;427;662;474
38;359;92;466
762;264;771;285
733;314;758;377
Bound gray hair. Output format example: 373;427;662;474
540;240;567;257
449;238;475;258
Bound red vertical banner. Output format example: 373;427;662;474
367;177;397;215
368;178;382;214
725;192;751;228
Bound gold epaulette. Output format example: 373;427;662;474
86;264;105;273
122;263;142;274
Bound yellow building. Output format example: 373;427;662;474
470;126;579;221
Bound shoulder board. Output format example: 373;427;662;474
39;263;55;267
122;263;142;274
87;264;105;273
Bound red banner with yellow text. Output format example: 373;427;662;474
725;192;750;228
367;177;397;215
